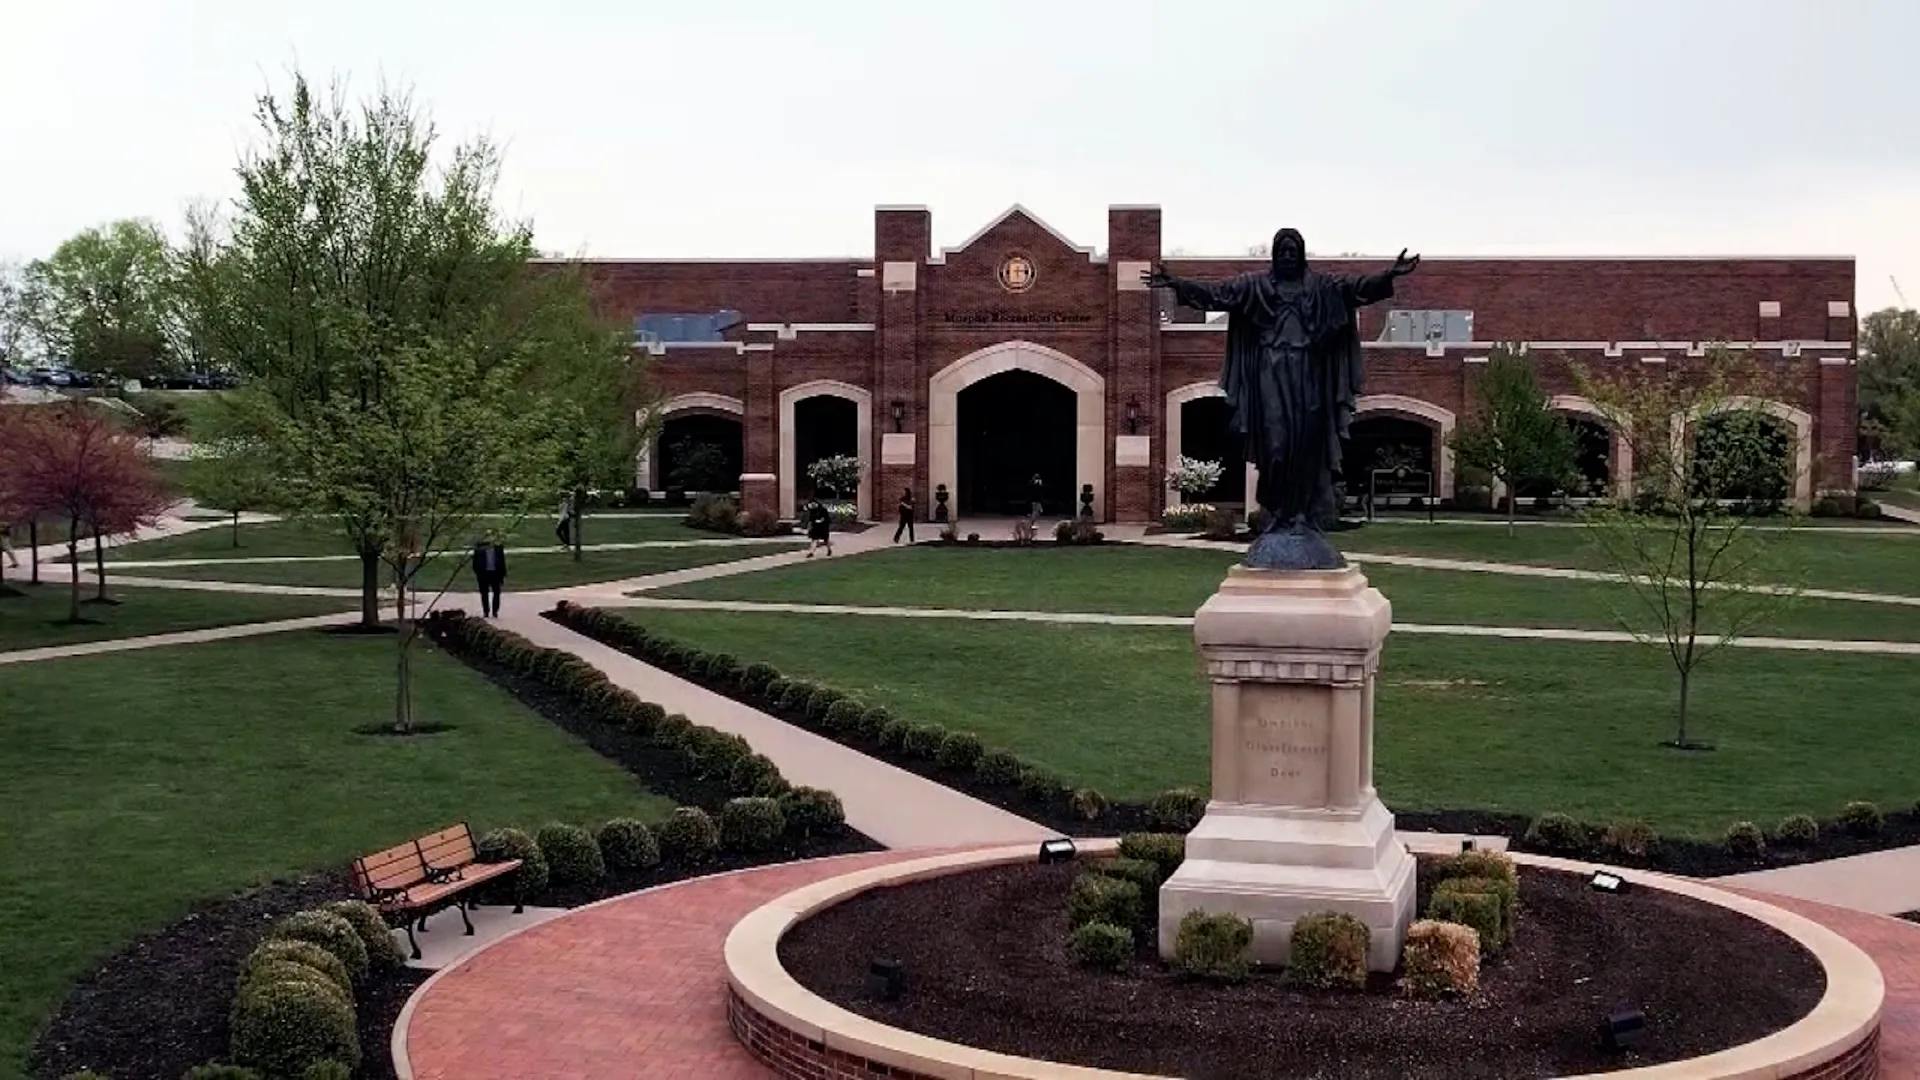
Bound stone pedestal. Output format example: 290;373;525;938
1158;565;1416;972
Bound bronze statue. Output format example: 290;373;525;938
1145;229;1420;569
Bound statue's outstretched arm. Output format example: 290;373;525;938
1142;264;1247;312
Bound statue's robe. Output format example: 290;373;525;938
1167;268;1396;530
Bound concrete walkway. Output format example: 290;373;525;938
0;611;358;666
495;610;1055;849
92;535;802;571
1363;514;1920;536
1720;846;1920;917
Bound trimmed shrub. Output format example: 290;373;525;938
621;699;668;736
1401;919;1480;997
228;978;361;1077
1523;812;1588;855
728;752;787;796
823;698;868;734
594;818;661;872
535;823;607;888
59;1071;114;1080
1148;788;1206;832
1428;880;1505;954
1600;820;1657;860
975;748;1025;786
1069;788;1109;821
705;652;742;687
319;899;406;971
1774;813;1821;847
739;663;780;696
719;797;787;852
899;723;949;760
775;680;817;714
655;713;697;749
184;1066;262;1080
778;786;846;837
1840;800;1884;837
934;731;985;770
1093;857;1163;898
1018;767;1069;805
656;806;721;863
242;939;352;999
236;960;351;1014
1288;911;1370;990
1069;921;1134;972
851;705;892;741
1429;849;1517;887
681;727;754;777
803;686;844;723
1173;910;1252;982
300;1063;353;1080
268;911;369;983
1726;821;1766;859
1067;872;1143;930
1117;833;1186;881
876;717;912;751
761;676;793;706
475;827;549;901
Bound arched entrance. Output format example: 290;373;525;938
778;380;872;520
957;371;1076;515
1693;411;1795;507
1162;382;1254;509
1549;395;1631;500
1347;395;1457;503
1682;397;1814;507
649;393;745;496
929;341;1106;519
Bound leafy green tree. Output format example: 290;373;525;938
181;398;282;547
1859;306;1920;459
1573;345;1806;750
21;219;176;384
1447;345;1579;535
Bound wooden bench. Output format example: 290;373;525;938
350;823;524;960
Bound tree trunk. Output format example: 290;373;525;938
92;531;109;602
1505;479;1517;538
230;510;241;548
1675;664;1692;747
66;519;81;622
394;630;414;734
30;521;40;584
358;549;382;626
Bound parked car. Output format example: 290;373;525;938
29;367;72;386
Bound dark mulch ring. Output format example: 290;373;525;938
780;858;1827;1080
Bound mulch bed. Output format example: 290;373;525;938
1900;911;1920;925
780;858;1826;1080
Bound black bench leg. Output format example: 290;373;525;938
459;901;475;937
513;895;524;915
404;920;422;961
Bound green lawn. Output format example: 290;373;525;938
0;582;352;652
111;541;798;592
626;607;1920;838
107;512;715;562
0;633;670;1080
652;546;1920;642
1343;521;1920;597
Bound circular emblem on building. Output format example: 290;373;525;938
998;253;1037;293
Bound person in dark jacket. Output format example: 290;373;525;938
804;492;834;558
472;532;508;617
892;487;915;544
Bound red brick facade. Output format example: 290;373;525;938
579;204;1858;522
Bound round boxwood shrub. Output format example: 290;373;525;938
1018;767;1069;805
1148;788;1207;832
242;939;353;1000
1774;813;1821;847
775;680;817;714
1069;921;1134;972
237;959;352;1016
739;663;780;697
1117;833;1186;881
1427;881;1506;955
803;686;845;724
268;911;368;984
681;727;753;777
778;786;846;837
1070;788;1110;821
1173;910;1252;982
1288;911;1370;990
853;705;892;741
934;730;985;770
656;806;721;864
623;700;668;736
1599;820;1656;860
1067;872;1142;930
300;1062;353;1080
476;826;550;901
319;899;407;970
1725;820;1766;859
726;752;784;796
705;652;742;686
535;823;606;888
876;717;911;751
899;723;949;761
655;713;697;749
594;818;661;872
184;1065;263;1080
975;748;1025;786
761;675;793;706
1401;919;1480;998
1522;812;1588;855
229;978;361;1077
1839;800;1884;837
823;698;868;734
719;797;787;853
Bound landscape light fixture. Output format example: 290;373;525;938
1125;398;1141;434
890;399;905;433
1588;870;1628;895
1460;838;1476;853
1598;1006;1646;1052
1039;838;1077;865
867;958;904;1002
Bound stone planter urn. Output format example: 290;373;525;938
1078;484;1095;518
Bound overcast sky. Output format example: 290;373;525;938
4;0;1916;312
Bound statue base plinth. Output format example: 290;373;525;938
1158;565;1415;972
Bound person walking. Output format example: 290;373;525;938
472;532;508;618
804;492;834;558
892;487;916;544
1;522;19;569
554;490;576;547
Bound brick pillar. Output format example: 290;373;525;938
874;207;929;521
1816;355;1857;494
1108;206;1163;523
742;345;778;518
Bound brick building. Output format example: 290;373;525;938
573;204;1857;522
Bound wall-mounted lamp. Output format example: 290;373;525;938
1125;398;1141;435
890;400;906;434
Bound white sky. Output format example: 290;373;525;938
3;0;1917;312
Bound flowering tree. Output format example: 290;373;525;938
1166;455;1225;501
1;404;169;620
805;454;863;501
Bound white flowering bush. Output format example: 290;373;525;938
1167;456;1225;500
826;501;859;524
805;455;864;500
1858;459;1914;490
1162;504;1213;530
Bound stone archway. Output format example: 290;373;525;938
779;380;872;520
1681;396;1815;507
1550;394;1633;500
645;393;744;491
930;341;1106;519
1352;394;1457;501
1164;382;1256;510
